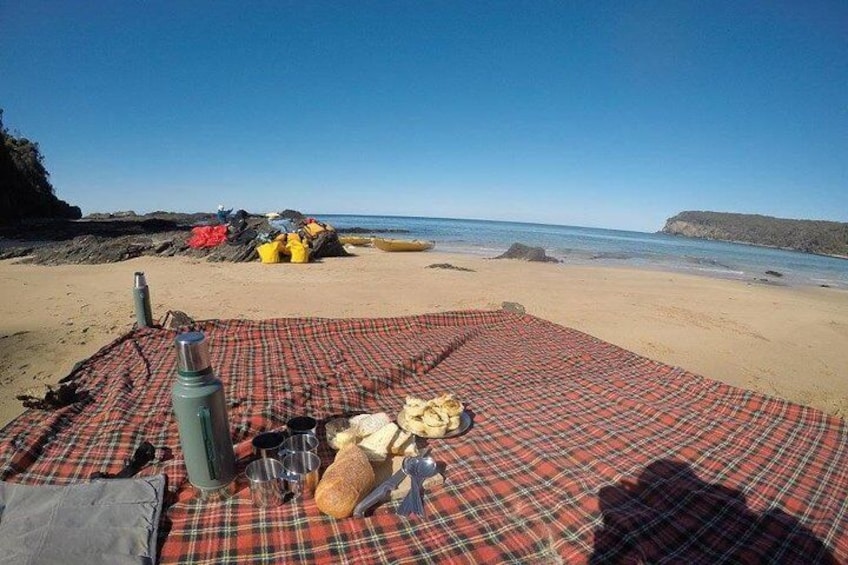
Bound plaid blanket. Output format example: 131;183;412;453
0;311;845;564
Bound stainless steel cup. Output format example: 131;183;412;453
280;433;319;458
282;451;320;500
245;458;286;508
286;416;317;436
252;432;286;460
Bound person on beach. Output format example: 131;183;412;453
216;204;232;224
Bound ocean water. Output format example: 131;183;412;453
316;214;848;289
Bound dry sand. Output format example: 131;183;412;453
1;248;846;427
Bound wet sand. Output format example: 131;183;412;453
1;248;846;427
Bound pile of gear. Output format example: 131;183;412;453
187;209;348;263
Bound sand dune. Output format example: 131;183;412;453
1;248;846;426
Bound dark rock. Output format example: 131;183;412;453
493;243;559;263
162;310;195;329
0;209;360;265
153;240;173;254
0;246;33;260
426;263;475;272
591;252;631;260
279;209;305;220
310;231;349;259
686;256;733;270
338;227;410;234
765;270;783;277
25;235;154;265
139;218;178;232
501;302;526;314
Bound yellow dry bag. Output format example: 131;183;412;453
257;241;282;264
287;239;309;264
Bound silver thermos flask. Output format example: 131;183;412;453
171;332;236;493
133;272;153;327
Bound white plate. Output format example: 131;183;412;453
397;410;472;438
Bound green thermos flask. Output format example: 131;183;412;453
171;332;236;494
133;272;153;327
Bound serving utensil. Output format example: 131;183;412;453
397;454;438;517
353;447;431;517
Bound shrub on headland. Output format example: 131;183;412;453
0;109;81;224
662;211;848;258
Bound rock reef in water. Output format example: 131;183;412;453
493;243;559;263
338;227;410;234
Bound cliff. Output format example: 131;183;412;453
661;211;848;258
0;110;81;224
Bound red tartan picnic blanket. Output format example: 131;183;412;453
0;311;845;564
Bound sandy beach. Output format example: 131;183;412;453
1;248;846;427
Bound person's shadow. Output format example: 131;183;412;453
591;459;838;564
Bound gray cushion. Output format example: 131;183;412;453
0;475;165;565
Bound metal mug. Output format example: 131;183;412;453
280;433;319;458
245;458;286;508
286;416;317;437
252;432;286;460
282;451;320;500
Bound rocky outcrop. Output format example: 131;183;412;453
0;210;346;265
662;219;731;240
493;243;559;263
1;110;81;223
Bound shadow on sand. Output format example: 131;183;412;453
591;459;837;564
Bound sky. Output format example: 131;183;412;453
1;1;846;232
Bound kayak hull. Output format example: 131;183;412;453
372;238;435;252
338;236;372;246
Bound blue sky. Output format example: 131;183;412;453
1;1;846;231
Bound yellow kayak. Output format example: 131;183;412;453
338;235;373;246
372;238;435;252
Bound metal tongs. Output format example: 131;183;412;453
353;447;431;517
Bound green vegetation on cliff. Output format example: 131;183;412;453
0;109;81;224
662;211;848;257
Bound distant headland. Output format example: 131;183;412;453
661;211;848;259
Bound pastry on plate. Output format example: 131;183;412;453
398;393;464;437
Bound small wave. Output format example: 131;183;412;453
690;267;746;275
684;256;735;270
589;252;634;261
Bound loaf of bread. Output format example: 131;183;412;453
315;444;375;519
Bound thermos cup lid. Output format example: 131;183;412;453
134;272;148;288
175;331;211;373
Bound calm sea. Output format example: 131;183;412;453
314;214;848;289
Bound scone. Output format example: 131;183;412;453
422;406;449;428
401;409;427;435
440;397;464;418
404;396;427;417
422;407;448;437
